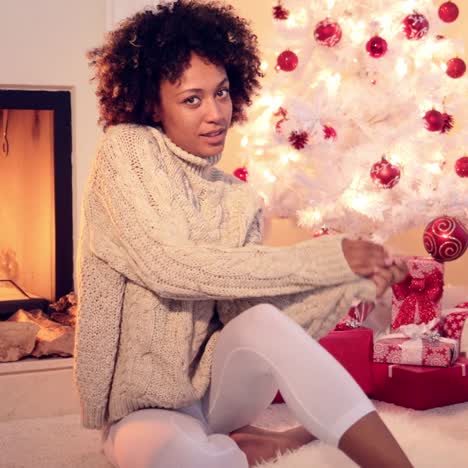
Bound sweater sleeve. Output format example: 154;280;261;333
216;208;377;339
73;232;126;430
85;125;361;301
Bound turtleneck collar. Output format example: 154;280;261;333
151;126;222;176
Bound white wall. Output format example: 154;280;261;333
0;0;107;259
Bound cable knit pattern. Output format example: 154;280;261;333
74;124;376;430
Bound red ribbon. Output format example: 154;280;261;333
391;268;444;330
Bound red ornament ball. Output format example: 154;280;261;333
446;57;466;78
276;50;298;72
366;36;388;58
323;125;337;140
423;216;468;262
370;157;401;189
233;167;248;182
423;109;444;132
314;19;342;47
438;2;459;23
402;13;429;40
455;156;468;177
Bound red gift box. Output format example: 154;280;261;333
335;301;375;331
371;358;468;410
373;334;459;367
391;256;444;331
272;328;374;404
442;306;468;356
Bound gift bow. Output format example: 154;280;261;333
391;268;443;330
380;318;440;341
397;318;440;340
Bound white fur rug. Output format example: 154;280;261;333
1;401;467;467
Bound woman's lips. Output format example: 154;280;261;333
200;129;226;144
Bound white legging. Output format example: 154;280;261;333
103;303;375;468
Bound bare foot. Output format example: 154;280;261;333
229;425;316;467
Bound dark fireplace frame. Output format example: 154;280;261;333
0;90;73;317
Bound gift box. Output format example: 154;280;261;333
391;256;444;331
272;327;374;404
335;301;375;331
374;323;459;367
442;304;468;356
371;357;468;410
374;336;458;367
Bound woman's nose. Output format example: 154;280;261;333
205;99;224;122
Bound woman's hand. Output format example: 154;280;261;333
372;258;409;298
342;239;409;298
342;238;389;277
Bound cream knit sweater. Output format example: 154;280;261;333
74;124;376;430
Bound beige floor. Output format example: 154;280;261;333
1;401;468;468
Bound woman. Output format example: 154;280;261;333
74;1;412;467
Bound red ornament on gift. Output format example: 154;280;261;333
314;19;342;47
423;109;444;132
366;36;388;58
233;166;248;182
438;2;459;23
370;156;401;189
423;216;468;262
446;57;466;78
402;13;429;40
454;156;468;177
276;50;298;72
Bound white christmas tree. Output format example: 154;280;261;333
235;0;468;250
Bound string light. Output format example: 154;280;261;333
396;57;408;78
346;192;371;213
263;169;277;183
349;20;367;45
427;162;443;174
300;208;323;225
326;73;342;95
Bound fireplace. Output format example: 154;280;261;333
0;90;73;319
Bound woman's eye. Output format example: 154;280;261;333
184;96;201;105
217;88;230;98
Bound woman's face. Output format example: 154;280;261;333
154;53;233;158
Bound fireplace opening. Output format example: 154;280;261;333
0;90;73;321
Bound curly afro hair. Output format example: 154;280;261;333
88;0;264;129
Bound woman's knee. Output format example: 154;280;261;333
237;303;285;330
107;409;247;468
